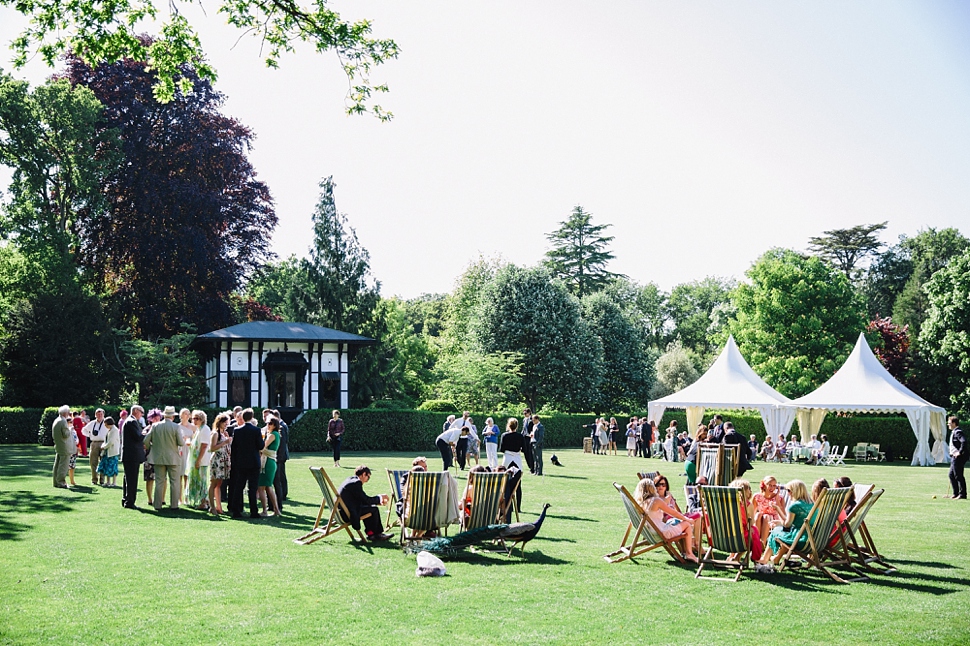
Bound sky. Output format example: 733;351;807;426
2;1;969;299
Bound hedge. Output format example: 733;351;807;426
0;408;46;444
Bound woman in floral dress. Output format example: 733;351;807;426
207;412;232;515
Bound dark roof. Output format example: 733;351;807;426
194;322;376;345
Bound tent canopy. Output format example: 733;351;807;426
647;336;795;440
788;333;947;466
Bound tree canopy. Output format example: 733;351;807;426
808;222;887;279
543;206;622;297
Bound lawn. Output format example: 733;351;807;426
1;446;968;646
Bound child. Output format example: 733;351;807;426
752;476;786;547
728;478;763;561
143;408;162;506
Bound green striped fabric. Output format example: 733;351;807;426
701;486;748;554
805;487;852;542
698;445;719;483
846;488;882;535
310;467;337;510
404;471;445;531
615;484;665;544
465;472;507;531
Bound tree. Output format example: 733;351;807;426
378;297;436;406
665;277;734;357
808;222;887;279
601;278;668;350
473;265;602;412
3;0;399;118
863;241;913;319
723;248;866;397
67;51;277;338
433;351;524;413
244;255;305;322
892;227;969;339
104;326;208;408
916;248;970;416
650;341;700;400
543;206;622;297
865;316;912;382
439;256;506;354
582;291;654;411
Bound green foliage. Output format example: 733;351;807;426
601;278;668;350
439;256;505;354
377;297;436;406
474;265;603;412
863;242;913;319
433;351;524;412
808;221;888;279
892;228;969;339
3;0;398;118
0;407;44;443
723;248;866;398
665;276;734;356
650;341;701;399
416;399;456;412
917;247;970;416
543;206;622;297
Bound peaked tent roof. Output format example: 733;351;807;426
193;321;376;345
789;334;943;413
651;335;792;409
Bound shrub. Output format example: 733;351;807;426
417;400;456;412
0;408;45;444
368;399;412;410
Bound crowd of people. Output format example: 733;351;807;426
432;409;546;476
51;404;290;519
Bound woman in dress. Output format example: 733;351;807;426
185;410;211;509
625;417;638;457
752;475;787;548
177;408;195;504
635;478;697;562
142;409;162;506
597;419;610;456
258;417;282;516
608;417;619;455
760;479;813;566
68;423;80;487
96;417;121;487
207;413;232;515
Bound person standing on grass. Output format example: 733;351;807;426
207;413;233;515
947;416;967;500
269;409;289;509
73;411;87;458
82;408;108;485
327;410;345;468
228;408;264;519
483;417;500;469
522;409;536;473
500;418;525;469
143;407;183;511
531;415;545;475
121;406;145;508
96;417;121;488
52;405;74;489
185;411;210;509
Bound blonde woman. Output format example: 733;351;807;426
178;408;195;503
207;413;232;515
759;479;812;566
634;478;697;563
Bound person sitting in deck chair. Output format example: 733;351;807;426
337;465;392;541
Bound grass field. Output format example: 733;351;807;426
1;446;968;646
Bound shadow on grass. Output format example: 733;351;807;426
0;490;89;540
890;558;960;570
861;568;970;596
446;548;572;566
544;474;589;480
0;447;57;479
546;513;597;523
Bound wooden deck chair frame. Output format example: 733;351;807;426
697;443;739;486
777;487;868;584
399;471;451;546
604;483;686;564
636;471;658;483
384;469;409;529
696;486;752;582
500;472;521;523
462;471;508;531
294;466;370;545
840;488;896;573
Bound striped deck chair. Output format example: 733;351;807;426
385;469;409;529
636;471;658;483
841;488;896;573
778;487;867;583
696;486;752;582
604;483;685;564
294;467;369;545
462;471;508;531
697;444;739;486
400;471;451;546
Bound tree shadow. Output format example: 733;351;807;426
546;513;597;523
0;447;58;479
0;490;89;540
544;474;588;480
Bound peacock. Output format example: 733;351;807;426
405;503;551;557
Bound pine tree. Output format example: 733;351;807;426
543;206;622;296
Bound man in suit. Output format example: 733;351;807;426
143;406;183;510
707;415;725;444
228;408;265;518
947;416;967;500
521;409;536;473
52;405;74;488
721;422;752;477
531;415;545;476
337;465;391;540
121;405;146;508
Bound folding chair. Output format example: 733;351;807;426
697;444;738;486
462;471;507;531
400;471;453;546
385;468;409;529
696;486;752;582
294;467;370;545
853;443;869;462
637;471;658;483
604;483;685;564
778;487;867;583
841;488;896;573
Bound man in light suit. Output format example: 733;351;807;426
143;406;183;510
52;405;74;488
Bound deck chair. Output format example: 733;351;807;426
778;487;867;583
853;443;869;461
696;486;752;582
462;471;507;531
385;469;409;529
637;471;658;483
294;467;370;545
841;488;896;573
604;483;685;564
697;443;739;486
400;471;453;546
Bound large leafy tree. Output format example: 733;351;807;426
67;50;277;338
601;278;668;350
808;222;887;279
543;206;622;297
433;351;523;413
892;227;969;339
665;276;734;357
723;248;866;397
2;0;398;118
650;341;700;400
582;291;654;411
474;265;602;412
378;297;436;406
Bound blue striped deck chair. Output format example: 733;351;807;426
385;469;409;529
400;471;451;546
696;486;752;581
462;471;507;532
840;488;895;574
294;467;369;545
604;483;685;564
778;487;867;583
636;471;658;484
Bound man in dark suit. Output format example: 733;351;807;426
531;415;545;476
121;405;146;508
707;415;725;444
337;466;391;540
947;416;967;500
721;422;752;477
521;408;536;474
228;408;265;518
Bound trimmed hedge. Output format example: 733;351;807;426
0;408;46;444
289;408;919;461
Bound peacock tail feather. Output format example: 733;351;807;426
404;523;510;555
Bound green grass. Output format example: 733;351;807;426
1;446;969;646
